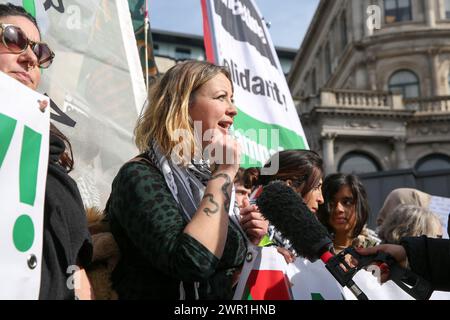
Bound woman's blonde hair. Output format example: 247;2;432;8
376;188;431;226
378;204;442;244
135;60;232;165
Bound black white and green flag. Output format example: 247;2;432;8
201;0;309;168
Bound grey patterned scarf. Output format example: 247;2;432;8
147;140;244;232
148;140;247;299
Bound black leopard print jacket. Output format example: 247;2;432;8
106;159;247;299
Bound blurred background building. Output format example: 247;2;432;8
289;0;450;175
287;0;450;222
151;29;296;76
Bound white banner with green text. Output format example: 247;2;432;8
0;72;49;299
201;0;309;167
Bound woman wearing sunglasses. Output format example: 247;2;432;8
0;3;92;300
0;8;53;89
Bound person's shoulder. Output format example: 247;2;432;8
117;157;161;179
112;157;167;195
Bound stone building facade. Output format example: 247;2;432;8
288;0;450;174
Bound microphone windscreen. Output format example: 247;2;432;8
256;181;333;260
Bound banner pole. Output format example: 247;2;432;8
144;0;149;91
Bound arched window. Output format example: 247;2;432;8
415;154;450;172
338;152;381;174
384;0;412;23
388;70;420;98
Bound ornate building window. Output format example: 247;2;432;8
388;70;420;98
338;152;381;174
415;154;450;172
384;0;412;23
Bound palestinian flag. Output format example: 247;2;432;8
243;270;292;300
236;247;292;300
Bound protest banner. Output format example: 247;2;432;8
201;0;309;168
286;258;344;300
341;269;450;300
429;195;450;239
233;246;292;300
0;72;50;299
233;246;345;300
7;0;147;209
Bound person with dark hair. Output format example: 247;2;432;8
233;167;269;246
233;168;254;209
0;3;92;299
246;150;325;260
317;173;378;254
252;149;325;213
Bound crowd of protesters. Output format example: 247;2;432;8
1;2;449;300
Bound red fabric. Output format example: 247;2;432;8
246;270;292;300
200;0;216;63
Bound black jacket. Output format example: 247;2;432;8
39;134;92;300
401;236;450;292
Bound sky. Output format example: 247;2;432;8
149;0;320;49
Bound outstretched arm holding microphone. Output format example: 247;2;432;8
356;237;450;292
256;181;435;300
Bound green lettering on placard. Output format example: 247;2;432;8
0;113;17;168
13;215;35;252
311;293;325;300
19;126;42;205
12;126;42;252
22;0;37;18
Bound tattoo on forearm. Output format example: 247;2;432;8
203;194;219;216
210;173;232;214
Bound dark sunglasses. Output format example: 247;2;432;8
0;23;55;69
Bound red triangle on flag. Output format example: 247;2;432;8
245;270;292;300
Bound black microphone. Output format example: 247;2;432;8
256;181;333;261
256;181;433;300
256;181;369;299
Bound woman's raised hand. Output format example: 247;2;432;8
207;133;241;177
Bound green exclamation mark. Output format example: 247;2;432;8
22;0;37;18
0;114;17;168
13;126;42;252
